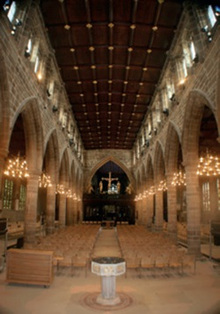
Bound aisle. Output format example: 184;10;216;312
92;227;122;257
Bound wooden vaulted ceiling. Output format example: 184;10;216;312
40;0;183;150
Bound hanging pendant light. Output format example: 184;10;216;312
38;172;52;188
4;154;29;179
171;169;186;186
197;150;220;176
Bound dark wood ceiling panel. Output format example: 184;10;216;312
65;82;81;94
96;66;108;80
75;47;91;65
113;25;130;46
130;48;147;66
92;25;109;45
79;66;93;80
142;68;161;83
112;66;125;81
40;1;64;24
66;1;87;23
47;26;70;47
40;0;183;150
113;47;127;65
94;47;109;65
151;28;175;50
90;0;109;22
98;94;108;104
61;67;78;81
147;50;166;67
133;25;151;47
135;0;157;24
72;26;90;46
84;92;95;103
128;68;142;81
158;2;183;27
112;81;124;93
113;0;132;22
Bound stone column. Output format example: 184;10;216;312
146;194;154;229
142;196;148;225
24;172;40;245
58;194;66;227
155;189;163;232
167;171;177;240
185;163;201;256
66;197;74;225
77;198;83;223
46;184;56;234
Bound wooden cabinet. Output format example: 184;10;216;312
6;249;54;287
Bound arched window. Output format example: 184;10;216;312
2;178;14;210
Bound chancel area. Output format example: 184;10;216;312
0;0;220;313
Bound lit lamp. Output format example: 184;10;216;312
38;172;52;188
4;154;29;179
157;179;167;191
171;170;186;186
197;151;220;176
56;184;66;195
66;189;73;198
148;185;156;195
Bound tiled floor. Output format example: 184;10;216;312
0;257;220;314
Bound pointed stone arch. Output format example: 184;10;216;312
182;89;216;255
153;141;165;183
182;90;216;161
85;156;135;193
165;122;182;174
20;98;44;172
59;148;70;186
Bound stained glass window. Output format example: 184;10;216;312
2;179;14;210
202;181;210;211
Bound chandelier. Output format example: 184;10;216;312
66;189;73;198
4;154;29;179
38;172;52;188
148;185;156;195
171;170;186;186
56;184;66;195
157;180;167;191
134;193;142;202
197;151;220;176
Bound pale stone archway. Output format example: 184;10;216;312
85;156;135;194
44;130;60;234
145;154;154;228
58;149;69;227
182;90;217;255
15;98;44;244
153;141;166;231
164;122;183;238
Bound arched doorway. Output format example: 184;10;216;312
83;161;135;224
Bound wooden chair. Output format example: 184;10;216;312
72;254;89;277
182;254;196;275
125;256;141;278
140;254;155;277
155;254;169;277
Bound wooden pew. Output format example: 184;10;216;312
6;249;54;287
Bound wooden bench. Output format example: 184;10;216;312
6;249;54;287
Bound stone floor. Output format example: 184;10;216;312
0;258;220;314
0;227;220;314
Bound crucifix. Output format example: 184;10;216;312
101;172;118;190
